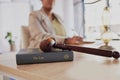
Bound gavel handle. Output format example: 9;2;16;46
53;44;120;59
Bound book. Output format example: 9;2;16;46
16;48;73;65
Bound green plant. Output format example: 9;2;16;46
5;32;14;45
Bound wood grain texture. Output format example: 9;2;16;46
0;41;120;80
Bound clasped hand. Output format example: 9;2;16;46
65;36;83;45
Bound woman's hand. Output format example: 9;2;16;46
65;36;83;45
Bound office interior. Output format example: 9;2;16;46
0;0;120;52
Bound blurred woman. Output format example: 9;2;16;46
28;0;83;50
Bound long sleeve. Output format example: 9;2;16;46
28;11;66;48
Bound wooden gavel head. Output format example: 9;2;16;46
112;51;120;59
40;38;55;52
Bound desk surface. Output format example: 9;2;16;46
0;41;120;80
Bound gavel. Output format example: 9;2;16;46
40;38;120;59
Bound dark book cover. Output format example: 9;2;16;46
16;48;73;65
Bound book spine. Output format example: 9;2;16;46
16;51;73;65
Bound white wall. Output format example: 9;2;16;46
74;0;84;37
63;0;75;37
0;2;31;52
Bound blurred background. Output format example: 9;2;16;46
0;0;120;52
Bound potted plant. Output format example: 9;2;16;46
5;32;16;51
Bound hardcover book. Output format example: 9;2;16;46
16;48;73;65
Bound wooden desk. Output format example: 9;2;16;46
0;41;120;80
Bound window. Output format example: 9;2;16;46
84;0;120;39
